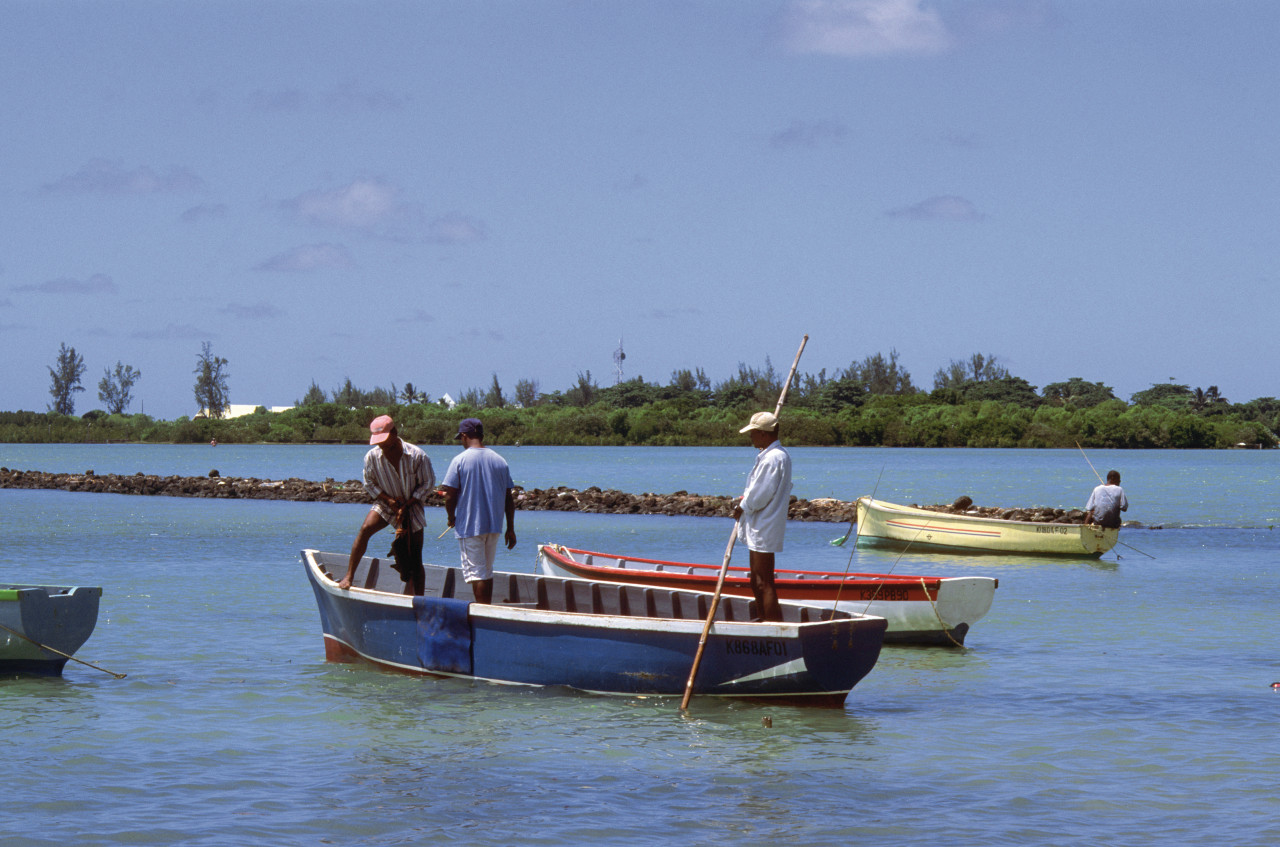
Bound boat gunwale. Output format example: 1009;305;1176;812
537;543;957;591
303;549;881;631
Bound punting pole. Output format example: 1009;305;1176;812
681;334;808;711
0;621;127;679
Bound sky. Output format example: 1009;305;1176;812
3;0;1279;420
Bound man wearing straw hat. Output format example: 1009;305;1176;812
732;411;792;622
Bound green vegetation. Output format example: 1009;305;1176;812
193;342;230;419
98;361;141;415
47;342;86;415
5;352;1277;449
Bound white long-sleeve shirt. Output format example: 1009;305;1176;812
362;441;435;532
736;441;792;553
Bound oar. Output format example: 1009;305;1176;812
0;621;127;679
681;334;807;711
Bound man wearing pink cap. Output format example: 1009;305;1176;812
337;415;436;594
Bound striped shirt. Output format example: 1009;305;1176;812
362;441;435;532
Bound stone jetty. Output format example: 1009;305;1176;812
0;468;1100;525
0;467;856;523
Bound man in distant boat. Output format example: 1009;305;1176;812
1084;470;1128;529
732;411;792;622
337;415;436;594
440;417;517;604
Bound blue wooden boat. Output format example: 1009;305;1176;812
0;584;102;675
303;549;887;707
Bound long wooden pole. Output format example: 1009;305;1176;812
0;621;127;679
680;334;808;710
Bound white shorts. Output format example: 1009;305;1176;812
458;534;500;583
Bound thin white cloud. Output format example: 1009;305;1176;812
281;179;487;244
887;195;985;221
394;309;435;325
614;174;649;191
40;159;204;195
937;131;980;149
460;327;505;343
770;119;849;149
325;81;409;112
283;179;429;241
251;82;407;113
288;180;402;230
131;323;209;340
181;204;228;223
251;88;307;112
219;301;286;319
781;0;953;57
255;243;356;273
12;273;117;294
426;215;487;245
647;306;703;320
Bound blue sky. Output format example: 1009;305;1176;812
3;0;1278;420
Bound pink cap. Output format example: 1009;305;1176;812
369;415;395;445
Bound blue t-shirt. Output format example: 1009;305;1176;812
442;447;514;539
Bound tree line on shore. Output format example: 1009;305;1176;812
11;349;1279;449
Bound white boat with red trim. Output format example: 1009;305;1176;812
536;544;995;647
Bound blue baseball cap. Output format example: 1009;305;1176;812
456;418;483;439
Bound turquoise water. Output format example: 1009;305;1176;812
2;446;1278;845
4;442;1278;527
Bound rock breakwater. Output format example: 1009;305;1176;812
0;468;856;523
1;469;1109;526
914;495;1092;524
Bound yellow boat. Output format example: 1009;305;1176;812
855;496;1119;558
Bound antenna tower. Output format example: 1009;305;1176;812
612;338;626;384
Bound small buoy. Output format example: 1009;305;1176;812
1271;682;1280;689
761;716;772;728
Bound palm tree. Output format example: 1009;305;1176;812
400;382;426;404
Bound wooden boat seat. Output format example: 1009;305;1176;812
421;566;459;600
335;553;836;625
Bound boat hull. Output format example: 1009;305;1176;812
0;585;102;675
855;497;1118;558
536;544;995;647
303;549;886;706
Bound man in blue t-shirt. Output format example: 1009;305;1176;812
441;418;516;603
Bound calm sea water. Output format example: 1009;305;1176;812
2;445;1278;846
